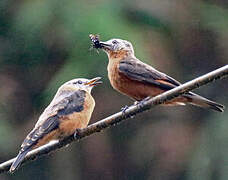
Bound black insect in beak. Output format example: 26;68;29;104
89;34;111;49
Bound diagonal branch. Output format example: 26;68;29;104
0;65;227;174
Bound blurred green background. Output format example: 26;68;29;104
0;0;228;179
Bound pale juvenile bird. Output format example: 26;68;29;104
90;34;224;112
10;77;102;172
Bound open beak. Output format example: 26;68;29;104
85;77;102;87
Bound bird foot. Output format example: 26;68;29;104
121;105;129;115
74;129;82;139
137;97;151;109
121;105;136;118
134;101;139;105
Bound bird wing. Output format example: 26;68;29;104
21;89;86;152
10;115;60;172
10;90;86;172
118;59;181;90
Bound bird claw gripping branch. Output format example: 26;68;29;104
74;129;82;140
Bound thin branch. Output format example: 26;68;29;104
0;65;227;174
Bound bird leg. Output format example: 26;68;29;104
136;97;151;109
121;105;129;115
74;129;82;140
121;105;137;119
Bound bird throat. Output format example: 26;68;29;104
108;50;129;60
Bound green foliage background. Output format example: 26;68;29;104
0;0;227;179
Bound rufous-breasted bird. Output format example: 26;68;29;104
90;34;224;112
10;77;102;172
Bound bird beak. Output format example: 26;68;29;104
99;41;112;48
85;77;102;87
99;41;113;51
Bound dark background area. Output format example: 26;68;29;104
0;0;227;179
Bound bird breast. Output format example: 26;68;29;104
107;60;142;100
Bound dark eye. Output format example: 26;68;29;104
112;40;118;44
125;43;130;47
77;80;82;84
73;80;82;85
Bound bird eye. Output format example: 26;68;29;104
125;43;130;47
77;80;82;84
112;40;118;44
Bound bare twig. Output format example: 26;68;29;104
0;65;227;174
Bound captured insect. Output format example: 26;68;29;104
89;34;103;49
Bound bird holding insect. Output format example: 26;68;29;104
89;34;224;112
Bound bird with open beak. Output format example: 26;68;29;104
89;34;224;112
10;77;102;173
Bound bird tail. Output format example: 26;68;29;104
9;149;30;173
185;93;225;112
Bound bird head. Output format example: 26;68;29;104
59;77;102;94
90;35;135;59
99;39;135;58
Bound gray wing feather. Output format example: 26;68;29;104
10;115;59;172
119;59;181;90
